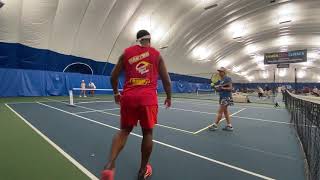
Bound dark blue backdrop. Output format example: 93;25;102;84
0;68;211;97
0;42;210;83
0;42;318;97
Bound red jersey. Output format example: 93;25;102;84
122;45;160;106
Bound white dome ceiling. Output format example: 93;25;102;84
0;0;319;82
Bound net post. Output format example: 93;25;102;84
69;90;74;106
294;68;297;94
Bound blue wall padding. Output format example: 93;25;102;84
0;68;211;97
0;42;209;83
0;68;111;97
1;68;318;97
0;42;114;75
1;42;319;97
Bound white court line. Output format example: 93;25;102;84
193;108;247;134
47;98;291;128
75;101;113;104
232;115;317;128
161;106;216;115
155;124;194;134
5;104;98;180
164;106;316;128
74;108;120;114
44;98;195;134
162;97;285;110
232;115;293;125
6;100;55;105
36;102;275;180
160;105;293;127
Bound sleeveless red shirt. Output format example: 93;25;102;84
122;45;160;106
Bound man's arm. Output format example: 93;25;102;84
158;55;171;99
111;54;124;95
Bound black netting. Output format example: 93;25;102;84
284;91;320;180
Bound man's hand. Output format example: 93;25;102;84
111;54;124;104
158;55;172;108
164;98;171;108
114;94;121;104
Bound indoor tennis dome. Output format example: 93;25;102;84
1;1;320;180
1;0;319;94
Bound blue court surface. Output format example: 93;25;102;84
7;97;306;180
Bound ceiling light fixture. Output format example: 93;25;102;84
192;46;211;60
258;63;265;70
262;71;269;79
134;16;151;33
232;66;242;73
252;55;264;63
278;4;293;24
152;28;165;42
278;36;291;46
245;44;259;55
194;59;211;63
160;45;169;49
278;69;287;77
307;52;318;59
217;60;231;68
230;22;245;39
297;70;306;78
299;61;313;66
280;46;288;52
246;76;254;81
241;71;248;76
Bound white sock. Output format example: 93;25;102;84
227;124;232;127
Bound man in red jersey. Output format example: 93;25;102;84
101;30;172;180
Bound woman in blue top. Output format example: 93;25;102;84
209;67;234;131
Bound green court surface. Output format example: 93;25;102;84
0;96;89;180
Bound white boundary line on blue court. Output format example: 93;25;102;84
35;101;275;180
75;100;113;104
160;97;285;110
45;97;292;132
193;108;247;134
161;106;217;115
160;105;293;126
74;108;120;114
44;98;195;134
163;106;316;129
5;104;99;180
